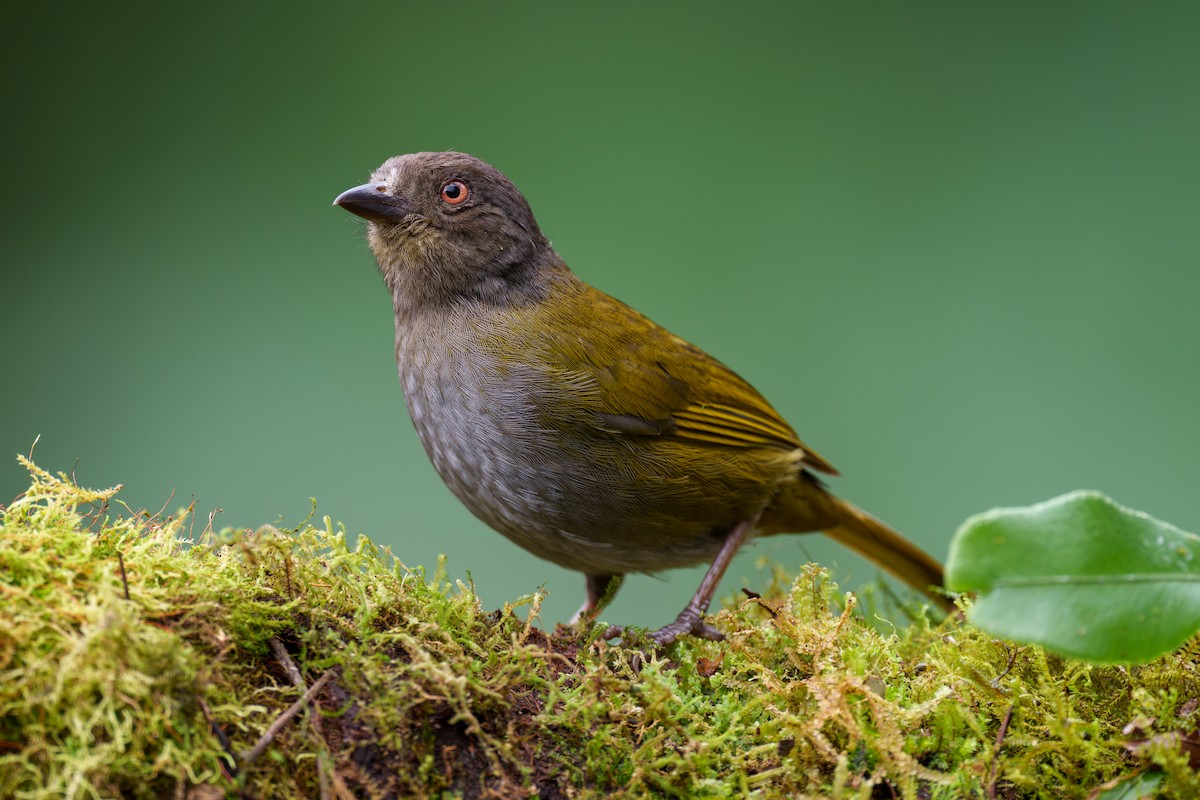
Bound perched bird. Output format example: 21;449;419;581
334;152;951;645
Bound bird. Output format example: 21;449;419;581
334;151;951;645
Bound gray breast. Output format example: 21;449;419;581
396;329;581;558
393;315;731;575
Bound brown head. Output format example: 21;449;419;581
333;152;558;312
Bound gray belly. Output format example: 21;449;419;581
396;357;734;576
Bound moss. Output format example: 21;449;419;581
1;456;1197;798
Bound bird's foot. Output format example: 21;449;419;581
649;608;724;646
598;612;721;673
600;624;625;640
599;604;722;651
601;617;722;646
570;574;624;627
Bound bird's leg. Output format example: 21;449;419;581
569;573;624;625
650;515;759;646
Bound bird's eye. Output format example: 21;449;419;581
440;180;469;206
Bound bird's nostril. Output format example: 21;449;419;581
375;185;386;192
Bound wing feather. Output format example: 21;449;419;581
497;274;839;475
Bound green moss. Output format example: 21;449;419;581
1;456;1197;798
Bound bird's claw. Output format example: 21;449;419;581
599;610;722;657
649;610;724;647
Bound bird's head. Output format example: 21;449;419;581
334;151;555;311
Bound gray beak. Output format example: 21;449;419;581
333;182;416;222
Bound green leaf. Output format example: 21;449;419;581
945;491;1200;663
1092;769;1164;800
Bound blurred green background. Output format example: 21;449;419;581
4;2;1198;627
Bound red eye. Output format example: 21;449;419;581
440;180;469;205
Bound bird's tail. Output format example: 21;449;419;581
821;495;953;613
761;474;953;612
